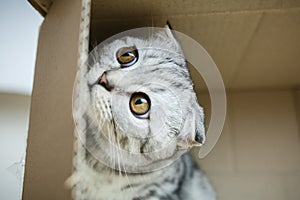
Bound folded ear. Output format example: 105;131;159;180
177;103;206;149
194;104;206;144
165;21;175;38
165;20;181;50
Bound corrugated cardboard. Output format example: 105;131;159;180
28;0;52;16
90;4;300;91
23;0;82;199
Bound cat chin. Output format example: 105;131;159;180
118;153;186;173
86;133;188;173
102;149;187;174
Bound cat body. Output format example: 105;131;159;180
73;27;215;200
75;153;214;200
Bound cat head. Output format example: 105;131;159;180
75;26;205;172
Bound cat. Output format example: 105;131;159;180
72;25;216;200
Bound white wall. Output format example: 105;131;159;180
0;1;42;199
0;0;43;95
0;94;31;200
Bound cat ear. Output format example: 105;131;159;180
165;21;175;38
177;103;206;149
165;21;181;48
194;104;206;145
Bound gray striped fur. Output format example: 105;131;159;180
72;27;215;200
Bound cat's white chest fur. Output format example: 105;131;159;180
74;161;165;200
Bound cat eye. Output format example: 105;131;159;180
129;92;151;118
116;47;138;68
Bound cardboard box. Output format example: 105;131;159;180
23;0;300;199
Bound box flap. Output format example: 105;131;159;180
28;0;52;16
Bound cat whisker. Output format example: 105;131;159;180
116;132;139;197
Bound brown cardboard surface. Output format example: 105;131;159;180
295;90;300;131
231;91;300;172
190;90;300;200
232;9;300;89
209;174;286;200
283;0;300;8
168;12;263;91
22;0;82;199
89;6;300;91
91;0;286;19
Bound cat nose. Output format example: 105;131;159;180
98;72;114;91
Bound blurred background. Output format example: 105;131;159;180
0;0;43;199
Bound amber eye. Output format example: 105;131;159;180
129;92;151;118
116;47;138;68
